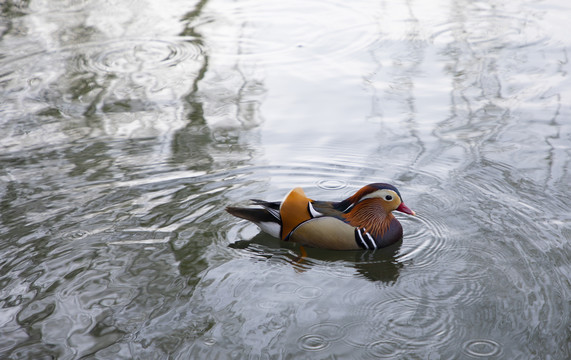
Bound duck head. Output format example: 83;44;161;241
338;183;415;216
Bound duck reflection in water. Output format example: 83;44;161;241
230;233;403;283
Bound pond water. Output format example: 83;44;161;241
1;0;570;358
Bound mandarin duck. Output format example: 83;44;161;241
226;183;415;250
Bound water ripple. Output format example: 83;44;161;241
336;294;460;353
316;179;348;190
463;339;502;358
396;213;449;269
295;286;323;299
86;38;203;74
200;0;380;66
298;334;329;351
366;340;402;358
1;37;203;74
431;10;548;50
308;322;346;342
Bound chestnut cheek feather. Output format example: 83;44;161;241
344;199;393;238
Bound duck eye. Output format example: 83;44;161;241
384;195;393;201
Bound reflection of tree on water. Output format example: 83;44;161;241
0;0;269;356
155;0;269;287
230;233;403;284
170;5;266;168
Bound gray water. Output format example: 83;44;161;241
0;0;570;359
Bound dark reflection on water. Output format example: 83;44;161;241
1;0;570;359
230;233;403;283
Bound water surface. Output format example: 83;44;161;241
0;0;569;359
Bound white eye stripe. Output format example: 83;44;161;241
359;189;398;202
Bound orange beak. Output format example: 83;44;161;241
396;202;416;216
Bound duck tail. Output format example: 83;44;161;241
226;204;282;238
225;206;277;223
